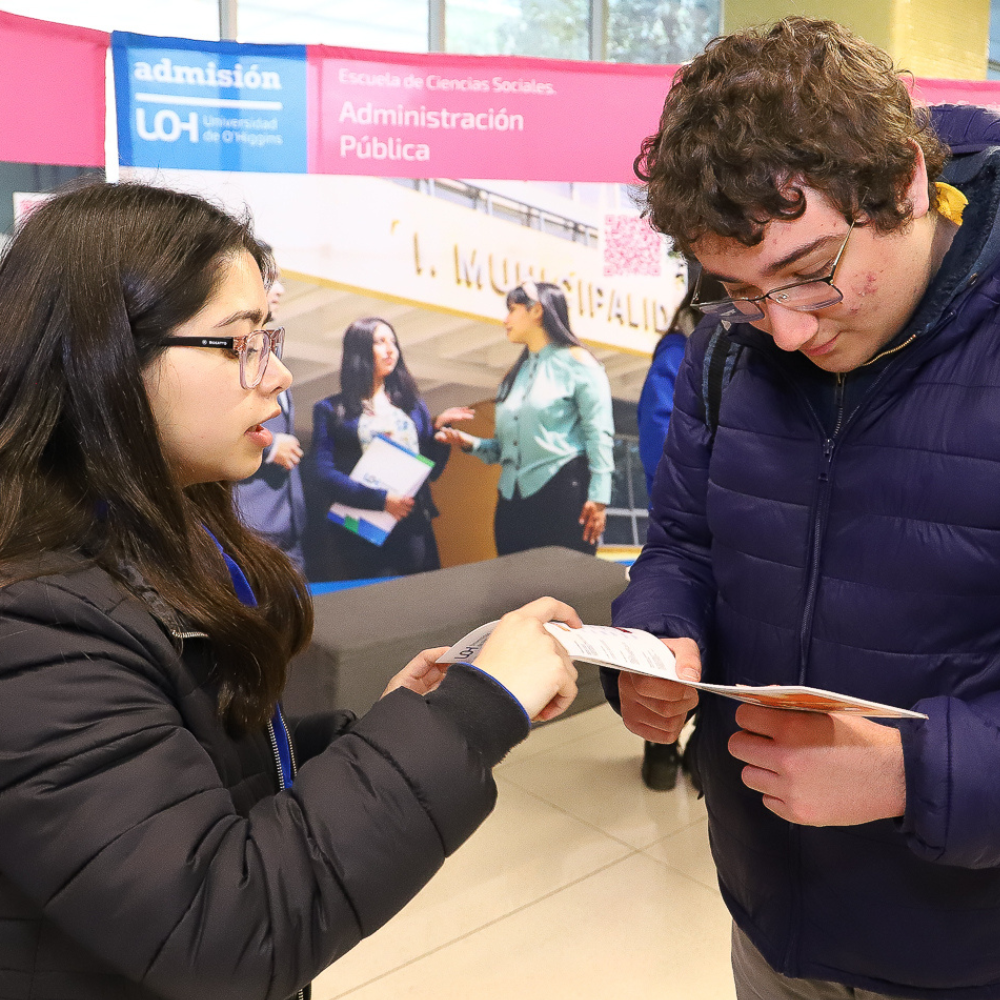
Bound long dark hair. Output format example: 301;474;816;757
497;281;587;403
339;316;420;419
0;181;312;734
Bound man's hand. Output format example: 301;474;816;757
269;433;303;470
619;637;701;744
728;705;906;827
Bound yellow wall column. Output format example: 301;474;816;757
722;0;988;79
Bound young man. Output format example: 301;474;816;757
607;16;1000;999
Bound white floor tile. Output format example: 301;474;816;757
311;710;733;1000
319;853;735;1000
644;816;719;892
312;775;632;995
498;702;621;769
500;717;707;849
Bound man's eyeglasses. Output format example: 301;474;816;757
162;328;285;390
692;221;856;324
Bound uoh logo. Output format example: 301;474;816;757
136;109;199;143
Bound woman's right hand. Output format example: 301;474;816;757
434;426;475;450
473;597;581;722
384;493;415;520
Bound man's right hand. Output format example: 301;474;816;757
619;637;701;744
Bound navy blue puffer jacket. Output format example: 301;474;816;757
610;105;1000;998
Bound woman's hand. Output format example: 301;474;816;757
474;597;581;722
434;426;476;451
579;500;606;545
381;647;449;698
433;406;476;431
385;493;415;520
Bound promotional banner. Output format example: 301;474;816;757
112;33;308;173
307;46;676;182
0;12;107;167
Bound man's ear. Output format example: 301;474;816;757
902;141;931;219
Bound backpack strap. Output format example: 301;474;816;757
701;322;743;443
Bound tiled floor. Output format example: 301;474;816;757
313;704;737;1000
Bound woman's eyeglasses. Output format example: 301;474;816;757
162;328;285;389
692;222;856;324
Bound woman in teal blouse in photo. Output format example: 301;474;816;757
437;280;615;556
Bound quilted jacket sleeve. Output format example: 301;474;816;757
612;326;719;645
898;691;1000;868
605;327;719;706
0;577;528;1000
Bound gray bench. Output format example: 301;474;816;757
284;546;628;719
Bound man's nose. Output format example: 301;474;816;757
764;301;821;352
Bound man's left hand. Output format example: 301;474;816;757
728;705;906;827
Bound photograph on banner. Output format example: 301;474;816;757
113;34;689;586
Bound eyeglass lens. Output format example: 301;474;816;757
241;330;283;389
722;282;844;321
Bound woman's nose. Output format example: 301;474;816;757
264;353;293;393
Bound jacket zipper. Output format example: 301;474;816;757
796;372;845;684
266;718;305;1000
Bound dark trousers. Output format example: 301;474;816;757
324;511;441;581
494;455;596;557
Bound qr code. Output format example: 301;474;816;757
602;213;662;277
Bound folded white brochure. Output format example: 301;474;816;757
438;621;927;719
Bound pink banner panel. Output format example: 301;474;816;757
307;46;677;182
0;12;108;167
912;77;1000;108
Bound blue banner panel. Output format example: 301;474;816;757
112;33;307;173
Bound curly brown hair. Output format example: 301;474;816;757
634;17;949;254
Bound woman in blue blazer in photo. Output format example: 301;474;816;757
311;317;472;581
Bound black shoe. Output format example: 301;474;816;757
641;741;681;791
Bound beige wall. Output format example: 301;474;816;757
722;0;988;79
431;401;501;567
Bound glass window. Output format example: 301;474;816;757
606;432;649;546
446;0;589;59
606;0;720;65
0;0;219;38
991;0;1000;78
238;0;429;50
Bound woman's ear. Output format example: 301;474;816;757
529;301;545;325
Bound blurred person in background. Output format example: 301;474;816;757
232;248;307;572
437;280;614;557
311;316;473;580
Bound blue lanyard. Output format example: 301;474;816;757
206;529;293;788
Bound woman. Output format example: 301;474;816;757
438;280;614;555
311;318;472;580
0;181;579;1000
